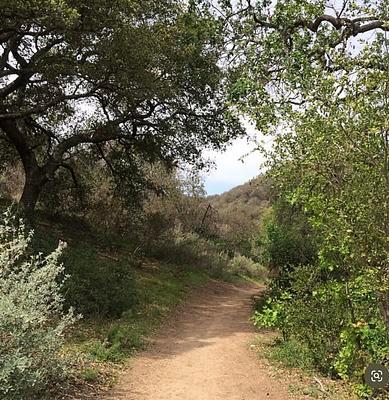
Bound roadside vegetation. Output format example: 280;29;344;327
251;332;357;400
235;0;389;397
0;163;268;399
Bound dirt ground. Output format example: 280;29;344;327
102;280;292;400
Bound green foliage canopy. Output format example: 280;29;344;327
0;0;243;213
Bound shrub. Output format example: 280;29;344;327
62;246;138;318
0;210;77;400
147;227;229;275
253;264;389;383
227;254;268;280
252;293;290;332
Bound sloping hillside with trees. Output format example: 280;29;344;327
208;176;270;257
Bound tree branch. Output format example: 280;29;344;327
0;87;100;119
96;144;117;176
0;37;64;99
60;162;80;189
0;118;37;171
253;12;389;41
53;116;133;161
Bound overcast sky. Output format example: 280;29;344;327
203;121;271;195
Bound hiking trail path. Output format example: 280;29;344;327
104;280;291;400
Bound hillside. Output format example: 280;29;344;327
208;176;270;220
207;176;270;256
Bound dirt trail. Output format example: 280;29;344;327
104;280;291;400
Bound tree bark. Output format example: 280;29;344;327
0;118;49;218
18;166;48;218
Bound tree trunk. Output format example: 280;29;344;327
18;166;48;218
0;119;51;218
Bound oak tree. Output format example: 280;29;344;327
0;0;242;215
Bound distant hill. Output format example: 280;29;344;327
208;175;270;221
207;176;270;255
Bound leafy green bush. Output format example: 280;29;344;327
252;292;290;333
259;205;318;280
254;263;389;385
0;210;77;399
227;254;268;280
255;195;389;394
335;320;389;381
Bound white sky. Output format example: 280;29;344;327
203;121;272;195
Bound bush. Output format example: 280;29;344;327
258;204;318;285
227;254;268;280
62;246;138;318
0;210;77;399
146;227;229;276
253;264;389;383
252;292;290;333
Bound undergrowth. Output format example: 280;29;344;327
68;264;209;364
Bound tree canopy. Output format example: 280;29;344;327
0;0;242;214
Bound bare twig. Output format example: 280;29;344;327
313;376;327;395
